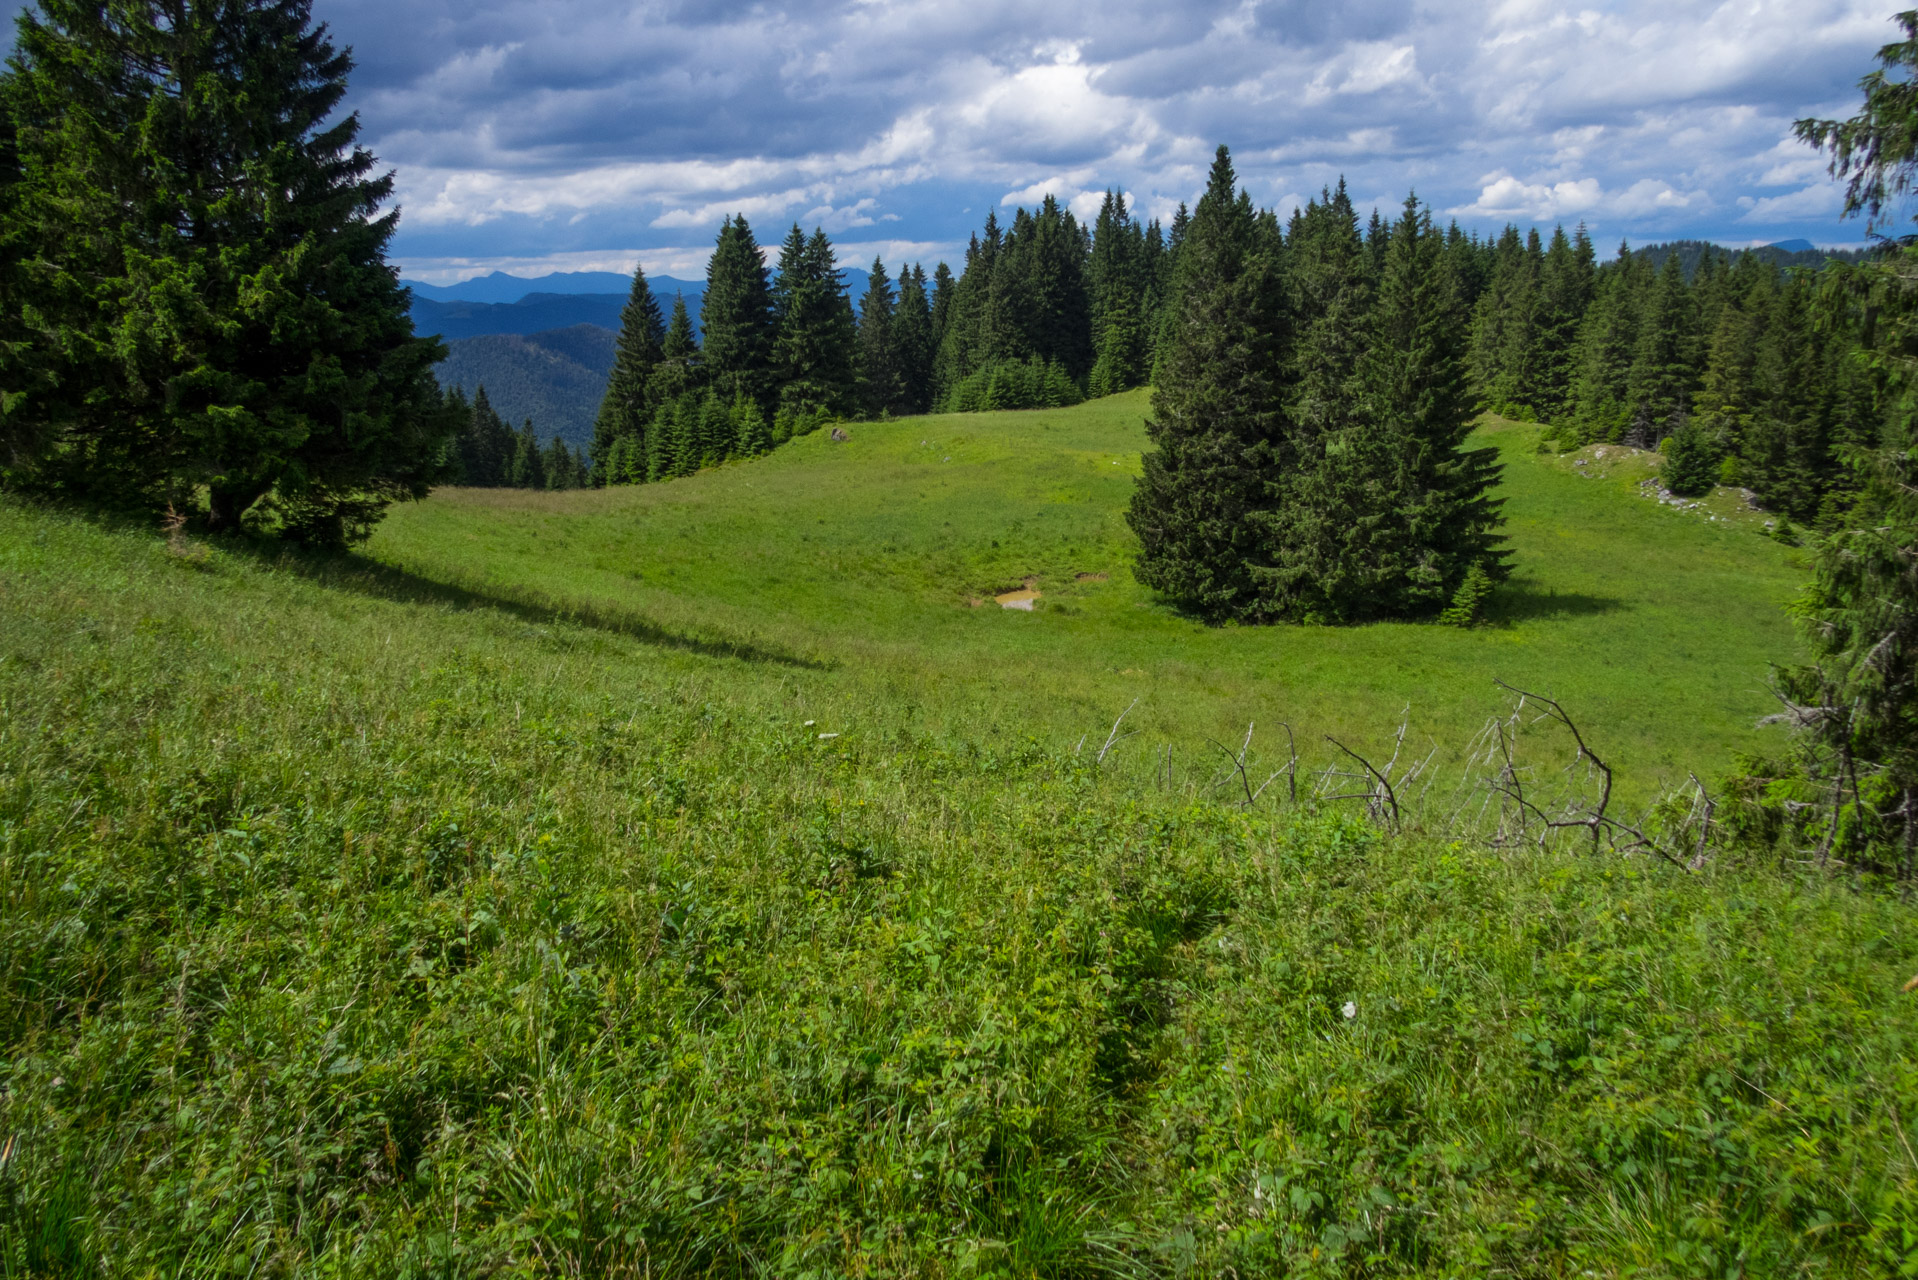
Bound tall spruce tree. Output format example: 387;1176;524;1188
1126;146;1291;618
1531;225;1596;421
1353;196;1507;616
1088;190;1149;396
701;215;775;408
1245;182;1377;618
856;258;900;417
590;262;666;483
4;0;451;542
1255;196;1505;620
770;227;857;417
1564;244;1646;442
1628;252;1701;441
893;265;936;414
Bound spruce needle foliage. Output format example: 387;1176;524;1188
1;0;452;543
589;262;665;483
1126;146;1291;619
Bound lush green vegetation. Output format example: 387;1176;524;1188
2;399;1914;1273
375;391;1801;802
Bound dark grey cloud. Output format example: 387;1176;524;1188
4;0;1895;278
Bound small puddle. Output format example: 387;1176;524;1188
995;588;1040;611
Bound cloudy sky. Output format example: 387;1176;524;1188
7;1;1900;281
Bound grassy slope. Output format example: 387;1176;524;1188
1;491;1915;1275
372;391;1805;802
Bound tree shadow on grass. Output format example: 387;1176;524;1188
260;547;837;670
1483;580;1626;624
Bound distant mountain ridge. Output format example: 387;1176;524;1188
404;268;873;342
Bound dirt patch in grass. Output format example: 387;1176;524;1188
995;588;1040;611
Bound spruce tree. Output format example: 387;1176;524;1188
733;394;771;455
770;227;857;417
929;263;955;358
1027;194;1095;379
701;215;775;408
1565;245;1645;443
1532;225;1595;421
1661;418;1718;496
1356;196;1507;615
1248;182;1374;617
1627;252;1700;441
5;0;451;541
698;390;734;466
648;295;701;408
508;421;546;489
893;265;935;414
454;386;514;487
856;258;900;417
590;262;666;483
1259;196;1504;620
1088;189;1149;396
1126;146;1291;618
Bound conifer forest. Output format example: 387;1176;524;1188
6;1;1918;1275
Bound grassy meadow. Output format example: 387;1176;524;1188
3;395;1915;1276
371;390;1806;804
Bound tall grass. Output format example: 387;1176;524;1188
1;498;1914;1275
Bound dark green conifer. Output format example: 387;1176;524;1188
1661;418;1718;497
1126;146;1291;618
1565;244;1646;443
1531;225;1595;421
893;265;935;414
771;228;857;417
856;258;900;417
648;295;701;408
733;394;771;455
590;262;665;483
930;262;955;353
700;215;775;408
1355;196;1507;616
454;386;515;487
1628;253;1700;440
508;421;546;489
698;390;734;466
5;0;451;541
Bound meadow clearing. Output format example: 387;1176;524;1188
2;393;1913;1277
372;390;1805;806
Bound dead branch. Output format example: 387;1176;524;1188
1686;773;1716;872
1324;735;1400;831
1097;698;1139;766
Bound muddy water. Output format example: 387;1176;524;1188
995;588;1040;611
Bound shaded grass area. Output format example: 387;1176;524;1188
370;393;1807;805
2;500;1915;1276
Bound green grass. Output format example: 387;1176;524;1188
369;392;1806;804
3;399;1913;1277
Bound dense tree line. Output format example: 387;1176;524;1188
1465;227;1876;526
588;189;1180;482
1722;11;1918;878
0;0;452;544
1128;150;1505;623
445;387;588;489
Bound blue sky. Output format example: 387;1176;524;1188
6;1;1901;281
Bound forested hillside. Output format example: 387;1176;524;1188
436;325;615;449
